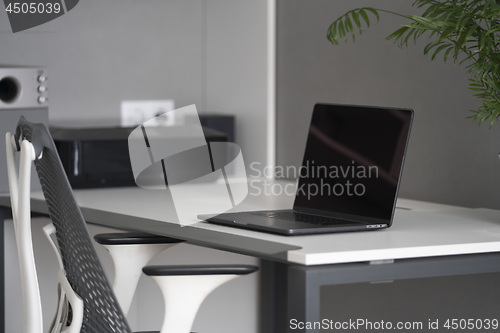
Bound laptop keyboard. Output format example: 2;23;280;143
252;211;347;226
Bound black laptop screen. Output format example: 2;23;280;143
293;103;413;221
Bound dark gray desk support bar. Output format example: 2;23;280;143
260;260;289;333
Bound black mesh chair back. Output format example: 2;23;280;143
15;117;132;333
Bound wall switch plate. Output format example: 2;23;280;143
120;99;175;127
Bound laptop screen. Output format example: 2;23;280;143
293;103;413;221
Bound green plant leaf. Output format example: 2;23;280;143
364;8;379;21
443;45;455;62
432;43;452;60
359;9;371;27
478;32;486;51
344;15;355;41
326;7;382;45
338;21;346;43
351;10;362;33
387;26;409;41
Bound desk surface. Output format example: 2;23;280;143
2;181;500;266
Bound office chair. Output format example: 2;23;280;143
5;116;258;333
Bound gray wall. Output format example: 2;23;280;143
0;1;205;120
0;0;269;170
1;1;268;332
277;0;500;209
206;0;269;170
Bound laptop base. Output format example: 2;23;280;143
202;211;387;236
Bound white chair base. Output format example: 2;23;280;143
150;274;238;333
102;243;177;315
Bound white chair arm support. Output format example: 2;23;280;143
43;223;68;333
150;274;238;333
43;223;64;272
101;243;176;315
58;270;84;333
142;265;258;333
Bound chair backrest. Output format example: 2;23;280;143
14;117;132;333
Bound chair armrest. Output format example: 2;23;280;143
143;265;258;276
94;232;183;245
143;265;258;333
93;232;184;315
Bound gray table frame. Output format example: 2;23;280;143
2;199;500;333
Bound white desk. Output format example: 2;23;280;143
26;185;500;266
2;182;500;333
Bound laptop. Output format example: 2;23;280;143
200;103;413;236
